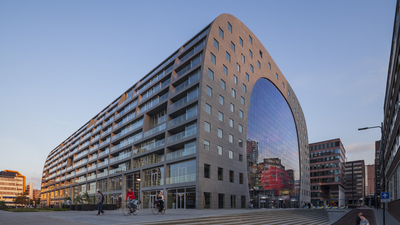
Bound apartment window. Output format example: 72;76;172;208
231;42;235;52
219;95;224;105
239;124;243;133
268;63;271;70
239;37;243;46
229;134;234;143
214;39;219;50
208;69;214;80
276;73;278;80
206;103;212;114
249;50;253;58
242;84;246;93
236;63;240;72
218;129;223;138
239;110;243;118
210;53;216;64
218;112;224;122
233;75;238;84
226;52;231;62
239;154;243;162
229;150;233;159
228;22;232;33
241;54;245;63
218;193;225;208
245;73;249;82
206;86;212;97
205;122;211;132
249;35;253;44
229;170;234;182
282;82;285;88
241;97;245;105
230;103;235;112
238;139;243;147
259;50;263;58
217;146;223;155
204;164;210;178
232;89;236;98
293;97;295;103
219;27;224;39
204;140;210;150
229;118;234;127
288;90;290;96
239;173;244;184
258;61;261;69
250;64;254;73
221;80;226;90
223;65;228;75
218;167;223;181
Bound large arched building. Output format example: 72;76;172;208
40;14;310;209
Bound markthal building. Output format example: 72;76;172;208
40;14;310;209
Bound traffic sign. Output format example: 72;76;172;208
381;192;390;202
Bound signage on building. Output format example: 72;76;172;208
381;192;390;202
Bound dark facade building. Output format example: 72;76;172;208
40;14;310;209
345;160;365;205
374;141;381;206
380;1;400;221
365;164;375;206
309;139;346;207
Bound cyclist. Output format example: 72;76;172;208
126;188;136;212
249;198;254;209
156;191;164;212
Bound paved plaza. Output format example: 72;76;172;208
0;208;351;225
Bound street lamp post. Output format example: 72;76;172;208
358;123;385;225
136;178;141;209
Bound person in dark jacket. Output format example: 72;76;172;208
96;191;104;216
356;212;362;225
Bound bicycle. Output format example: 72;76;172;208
151;200;166;215
123;199;140;216
246;202;254;209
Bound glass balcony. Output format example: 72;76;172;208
112;119;144;141
98;149;109;157
175;55;202;79
74;150;88;159
177;40;205;66
171;71;200;95
137;93;169;114
73;159;88;168
168;109;197;127
87;174;96;181
76;168;87;175
99;138;110;147
114;112;136;130
98;160;109;167
139;79;170;103
88;164;97;171
97;170;108;178
75;177;86;183
110;152;132;164
89;145;99;152
66;172;75;179
61;169;66;174
167;128;197;144
109;166;127;175
91;136;100;143
67;166;73;171
102;117;114;128
111;132;142;152
61;177;65;181
88;154;97;161
116;100;137;119
144;123;166;138
169;89;198;111
180;27;209;53
133;139;165;155
166;174;196;184
133;154;164;169
93;126;101;133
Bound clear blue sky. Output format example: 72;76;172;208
0;0;395;189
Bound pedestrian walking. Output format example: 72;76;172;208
356;212;362;225
360;214;369;225
96;190;104;216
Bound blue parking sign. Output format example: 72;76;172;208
381;192;389;202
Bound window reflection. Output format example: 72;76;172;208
247;78;300;208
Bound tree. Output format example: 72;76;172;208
14;193;28;205
0;200;6;206
74;195;83;205
82;191;93;204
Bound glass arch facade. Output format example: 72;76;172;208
247;78;300;208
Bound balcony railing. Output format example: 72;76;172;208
111;133;142;152
144;123;166;138
167;128;196;144
67;166;73;171
91;136;100;143
169;89;198;111
114;112;136;130
87;174;96;181
133;154;164;169
99;138;110;147
137;93;169;115
175;54;202;79
109;166;127;175
171;71;200;95
66;172;75;179
133;139;165;155
98;160;109;167
139;79;170;103
97;170;108;178
75;177;86;183
110;152;132;164
180;27;209;53
176;40;205;67
73;159;87;168
112;119;144;141
166;174;196;184
88;164;97;171
89;145;99;152
76;168;87;175
88;154;97;161
116;100;137;119
102;117;114;128
74;150;88;159
167;145;196;160
168;109;197;127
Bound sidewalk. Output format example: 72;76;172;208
374;208;400;225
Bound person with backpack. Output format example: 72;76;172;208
96;190;104;216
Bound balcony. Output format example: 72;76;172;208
168;108;197;127
102;117;114;128
176;40;205;67
167;145;196;160
98;149;109;158
101;128;112;138
166;174;196;184
73;159;88;168
61;162;67;167
67;166;73;171
110;152;132;164
98;160;109;168
74;150;88;160
180;27;209;53
99;138;110;147
139;79;170;104
93;126;101;134
116;100;137;119
137;93;169;115
112;119;144;141
97;170;108;178
75;177;86;183
109;166;127;176
144;123;166;138
76;168;87;175
114;112;136;130
167;128;196;144
87;174;96;181
175;54;202;79
88;164;97;171
111;133;142;153
169;89;198;111
61;169;66;174
89;145;99;153
66;172;75;179
89;154;98;162
133;154;164;169
133;139;165;155
91;136;100;143
171;71;200;95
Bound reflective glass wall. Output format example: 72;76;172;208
247;78;300;208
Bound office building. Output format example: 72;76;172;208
309;139;346;207
33;189;41;200
40;14;310;209
345;160;365;205
26;182;33;199
0;170;25;205
365;164;375;206
374;141;381;206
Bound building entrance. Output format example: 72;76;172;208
167;187;196;209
